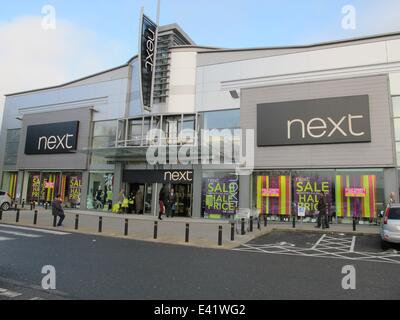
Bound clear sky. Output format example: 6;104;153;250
1;0;400;116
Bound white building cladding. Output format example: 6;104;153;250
2;27;400;221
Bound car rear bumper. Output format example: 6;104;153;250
381;230;400;244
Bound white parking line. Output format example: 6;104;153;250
350;236;356;253
0;230;42;238
0;288;22;298
0;236;15;241
0;224;70;235
312;234;326;249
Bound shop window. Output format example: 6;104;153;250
61;173;82;208
202;172;239;219
335;174;378;219
256;175;291;216
1;172;18;200
87;173;114;211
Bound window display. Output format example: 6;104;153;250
256;176;291;216
87;173;114;210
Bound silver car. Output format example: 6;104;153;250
381;204;400;250
0;190;12;211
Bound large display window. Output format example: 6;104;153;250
202;171;239;219
26;172;82;208
1;172;18;200
87;172;114;210
253;169;384;223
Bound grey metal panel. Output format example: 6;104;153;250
17;108;92;170
241;75;395;169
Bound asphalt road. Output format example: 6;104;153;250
0;223;399;300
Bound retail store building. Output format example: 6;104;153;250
2;22;400;222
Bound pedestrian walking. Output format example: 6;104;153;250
316;191;329;229
52;194;65;227
128;192;135;214
387;192;396;208
135;188;144;214
168;188;177;218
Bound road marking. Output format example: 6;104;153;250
0;230;42;238
0;236;15;241
30;297;45;300
0;224;70;235
0;288;22;298
350;236;356;253
312;234;326;249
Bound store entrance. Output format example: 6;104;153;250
171;184;192;217
128;183;152;215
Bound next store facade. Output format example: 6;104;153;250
2;21;400;222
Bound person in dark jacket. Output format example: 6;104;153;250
316;191;329;229
52;194;65;227
167;188;177;218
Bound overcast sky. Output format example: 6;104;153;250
1;0;400;125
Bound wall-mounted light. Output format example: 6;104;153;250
229;90;240;99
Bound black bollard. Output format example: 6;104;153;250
22;201;25;209
14;203;18;211
153;221;158;239
231;223;235;241
75;214;79;230
353;217;356;231
45;202;48;210
264;214;268;227
258;217;261;230
30;202;33;211
33;202;36;210
98;217;103;233
53;214;57;227
124;219;129;236
16;209;20;223
0;210;3;221
33;210;38;225
185;223;190;243
218;226;223;246
249;216;253;232
241;218;245;235
293;216;296;228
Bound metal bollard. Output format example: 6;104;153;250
153;221;158;239
75;214;79;230
16;209;20;223
185;223;190;243
218;226;223;246
53;215;57;227
293;216;296;228
22;201;25;209
45;202;48;210
241;218;245;235
0;210;3;221
249;216;253;232
353;217;356;231
14;203;18;210
33;202;36;210
124;219;129;236
264;214;268;227
33;210;38;225
258;217;261;230
231;223;235;241
98;217;103;233
30;202;33;211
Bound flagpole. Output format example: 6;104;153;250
149;0;161;111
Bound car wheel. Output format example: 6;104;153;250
381;239;391;251
1;202;10;211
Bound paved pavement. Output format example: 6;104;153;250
0;208;381;249
0;223;399;300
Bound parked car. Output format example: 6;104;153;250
381;204;400;250
0;191;12;211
